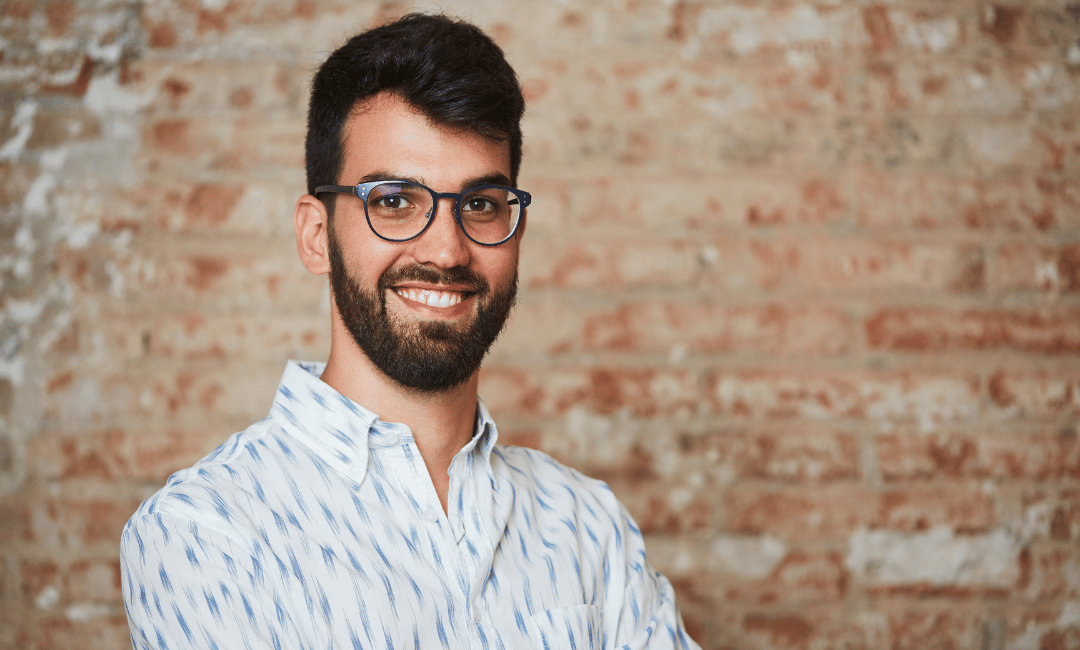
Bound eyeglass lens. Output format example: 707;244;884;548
365;182;521;244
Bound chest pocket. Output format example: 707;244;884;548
527;605;601;650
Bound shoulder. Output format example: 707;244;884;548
492;444;628;523
122;417;280;543
494;445;607;489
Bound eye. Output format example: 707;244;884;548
462;197;498;212
373;194;414;210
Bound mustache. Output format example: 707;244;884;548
377;264;489;294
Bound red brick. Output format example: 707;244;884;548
96;312;326;364
488;426;542;451
855;173;1080;231
988;370;1080;417
1039;626;1080;650
26;428;222;483
19;560;59;600
57;499;131;547
855;171;975;229
15;487;140;551
730;605;889;650
146;20;177;48
131;429;225;482
743;612;816;649
957;114;1080;175
142;115;303;172
42;366;281;430
513;174;570;233
687;4;963;58
1032;113;1080;173
878;486;995;533
582;302;851;356
615;486;717;535
137;0;336;54
65;560;121;602
867;308;1080;354
681;427;860;483
521;235;700;289
860;115;967;170
565;171;850;228
691;58;857;117
85;178;302;236
720;550;849;606
886;8;967;54
724;484;993;539
490;295;584;357
479;366;701;419
0;160;40;204
1020;488;1080;542
990;243;1063;291
711;370;980;423
125;60;299;114
724;485;880;540
749;238;983;293
26;107;101;149
666;580;737;650
860;57;1073;116
26;430;127;481
1059;244;1080;292
1023;544;1080;601
888;607;979;650
710;4;862;54
58;245;325;314
32;616;131;650
876;429;1080;482
981;5;1024;47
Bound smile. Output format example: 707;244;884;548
393;287;466;308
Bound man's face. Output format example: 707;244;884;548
327;92;522;392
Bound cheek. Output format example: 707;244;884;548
483;251;519;285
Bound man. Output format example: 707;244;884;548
120;14;699;650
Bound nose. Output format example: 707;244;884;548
412;197;471;269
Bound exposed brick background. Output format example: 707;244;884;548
1;0;1078;648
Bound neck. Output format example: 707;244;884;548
320;325;479;513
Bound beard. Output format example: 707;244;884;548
327;227;517;393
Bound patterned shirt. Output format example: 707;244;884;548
120;360;699;650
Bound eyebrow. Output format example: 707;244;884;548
354;171;514;190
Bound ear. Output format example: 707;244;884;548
295;194;331;275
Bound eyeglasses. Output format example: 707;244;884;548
315;180;530;246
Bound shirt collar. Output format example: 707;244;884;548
269;360;500;481
270;360;377;480
462;396;499;474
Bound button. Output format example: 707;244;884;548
382;431;399;446
424;508;439;524
472;602;482;623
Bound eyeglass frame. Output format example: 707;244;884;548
314;180;531;247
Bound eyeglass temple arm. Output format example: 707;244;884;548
314;185;356;195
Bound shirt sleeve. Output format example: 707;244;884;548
120;507;309;650
605;502;702;650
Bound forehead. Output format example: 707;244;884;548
339;92;512;187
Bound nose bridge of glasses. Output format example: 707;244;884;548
432;190;463;216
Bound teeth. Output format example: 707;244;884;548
395;288;464;308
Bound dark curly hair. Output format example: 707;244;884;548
306;13;525;214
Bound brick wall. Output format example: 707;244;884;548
1;0;1078;648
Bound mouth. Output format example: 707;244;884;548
392;287;469;308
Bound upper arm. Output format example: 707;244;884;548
600;498;701;650
120;509;306;650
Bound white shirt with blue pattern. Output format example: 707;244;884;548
120;360;699;650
